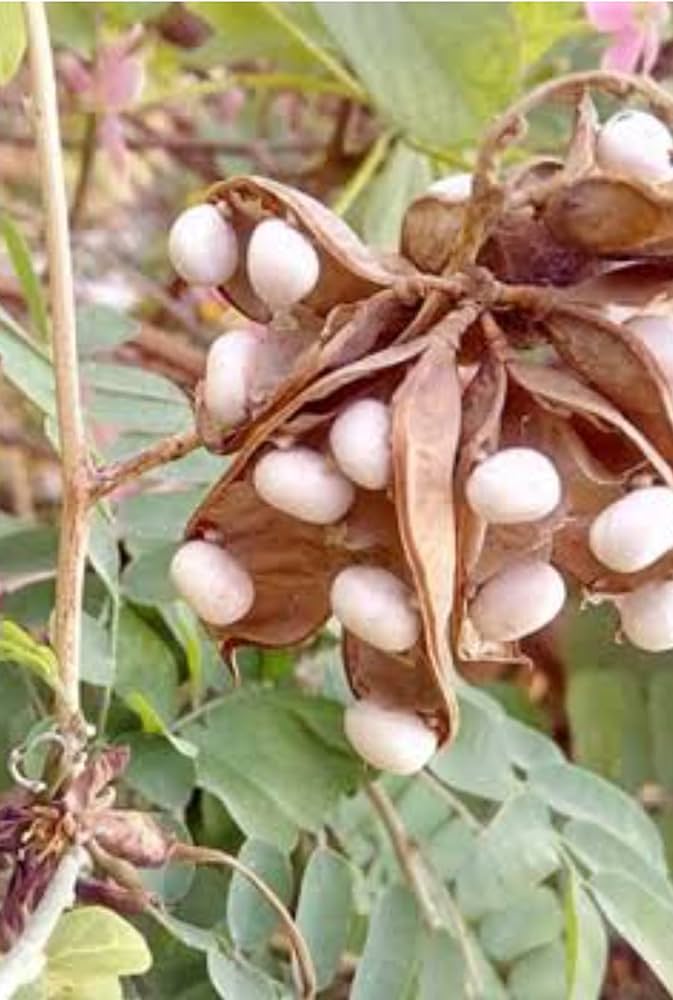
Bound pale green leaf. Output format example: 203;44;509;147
296;848;354;991
47;906;152;979
227;839;293;951
124;690;197;759
0;304;55;417
76;304;138;357
565;866;607;1000
0;215;48;340
114;603;179;721
351;885;422;1000
0;4;26;84
513;2;584;68
206;944;276;1000
0;618;59;690
431;694;517;801
49;976;123;1000
361;141;433;251
123;732;196;811
80;612;114;688
478;886;563;963
508;941;566;1000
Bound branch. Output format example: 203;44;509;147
0;847;86;998
89;427;201;501
172;843;316;1000
69;112;98;229
24;0;90;737
365;782;442;930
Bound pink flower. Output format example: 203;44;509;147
585;1;669;73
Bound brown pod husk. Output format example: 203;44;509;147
400;192;466;273
91;810;173;868
207;175;400;322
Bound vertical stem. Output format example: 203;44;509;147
24;1;90;733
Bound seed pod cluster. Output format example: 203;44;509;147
171;73;673;771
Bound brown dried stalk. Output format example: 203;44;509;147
90;427;201;501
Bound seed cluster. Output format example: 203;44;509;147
167;78;673;773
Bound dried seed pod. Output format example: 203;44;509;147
204;329;262;427
247;218;320;310
330;565;420;653
465;447;561;524
329;398;392;490
619;580;673;651
170;540;254;625
427;172;472;201
469;559;566;641
253;446;354;524
343;700;437;774
589;486;673;573
597;110;673;184
626;314;673;382
168;204;238;285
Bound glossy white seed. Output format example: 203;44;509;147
626;314;673;382
204;329;261;427
330;565;420;653
596;110;673;184
253;446;354;524
620;580;673;651
170;540;254;626
329;398;392;490
465;447;561;524
168;204;238;285
427;172;473;201
469;560;566;642
344;700;437;774
247;218;320;310
589;487;673;573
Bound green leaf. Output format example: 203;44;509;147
227;839;293;951
124;690;197;759
0;304;55;417
296;848;354;991
0;618;59;690
89;508;120;596
513;2;584;68
417;930;468;999
206;944;277;1000
589;871;673;994
47;906;152;978
360;141;433;251
502;717;564;770
317;2;520;150
121;543;179;605
77;304;139;358
80;612;115;687
478;886;563;963
47;3;96;54
647;666;673;791
507;941;566;1000
0;4;26;84
117;489;207;553
565;866;607;1000
122;732;196;811
528;763;665;870
83;362;191;435
185;689;360;850
351;885;422;1000
0;215;48;340
49;976;123;1000
114;604;179;722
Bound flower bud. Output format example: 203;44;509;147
427;172;472;201
168;204;238;285
620;580;673;651
589;486;673;573
170;540;254;625
253;446;354;524
247;218;320;310
626;314;673;382
204;329;261;427
344;700;437;774
329;398;392;490
596;110;673;184
469;559;566;641
465;447;561;524
330;565;420;653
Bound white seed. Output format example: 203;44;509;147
329;398;392;490
170;540;254;626
465;447;561;524
168;204;238;285
330;565;420;653
204;329;261;427
469;560;566;642
620;580;673;651
344;700;437;774
626;314;673;382
589;486;673;573
253;446;354;524
247;218;320;310
427;172;473;201
596;110;673;184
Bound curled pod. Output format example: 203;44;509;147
589;486;673;573
170;540;254;626
626;314;673;382
344;700;437;774
329;398;392;490
619;580;673;651
204;329;262;427
596;110;673;185
168;204;238;286
465;447;561;524
330;565;420;653
469;559;566;642
253;446;355;525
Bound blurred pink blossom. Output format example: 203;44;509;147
585;1;669;72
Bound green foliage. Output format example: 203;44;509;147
0;4;26;84
0;215;49;341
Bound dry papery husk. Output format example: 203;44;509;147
206;175;404;323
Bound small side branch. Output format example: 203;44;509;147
90;427;201;502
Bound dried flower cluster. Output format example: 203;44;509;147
169;72;673;773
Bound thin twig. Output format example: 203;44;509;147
69;112;98;229
171;842;316;1000
24;0;90;737
89;427;201;501
331;130;395;217
365;782;442;930
0;847;86;998
421;769;483;833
